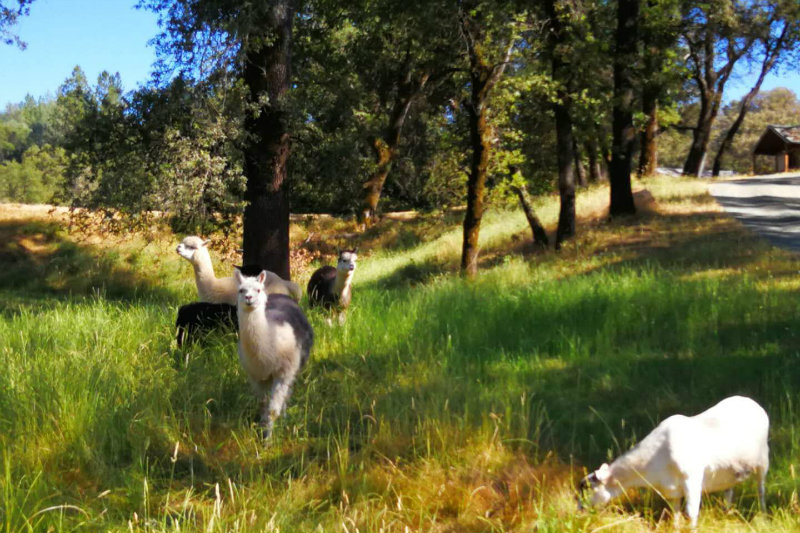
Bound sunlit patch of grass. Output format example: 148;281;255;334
2;175;800;531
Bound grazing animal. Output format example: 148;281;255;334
175;302;237;347
307;249;358;321
579;396;769;529
236;269;314;439
176;236;302;304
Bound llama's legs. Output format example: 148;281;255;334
260;376;293;439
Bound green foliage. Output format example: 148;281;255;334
0;144;65;204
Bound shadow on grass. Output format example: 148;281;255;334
0;219;177;310
362;209;466;253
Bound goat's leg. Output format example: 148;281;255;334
757;467;767;511
723;488;734;510
667;497;681;529
682;478;702;530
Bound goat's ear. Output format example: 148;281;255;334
595;463;611;484
257;270;267;285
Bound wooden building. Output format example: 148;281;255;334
753;125;800;173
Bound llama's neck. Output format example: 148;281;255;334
191;248;217;286
333;269;354;296
238;305;270;356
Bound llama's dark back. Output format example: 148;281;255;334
307;265;338;308
266;294;314;367
175;302;237;346
236;264;266;277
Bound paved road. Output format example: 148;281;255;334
709;173;800;253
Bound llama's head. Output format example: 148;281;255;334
176;236;210;262
235;269;268;310
577;463;615;510
337;248;358;273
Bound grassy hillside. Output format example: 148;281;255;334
1;177;800;532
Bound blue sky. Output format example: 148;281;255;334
1;1;800;110
0;0;159;108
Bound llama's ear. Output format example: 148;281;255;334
202;239;211;247
595;463;611;484
352;247;358;254
235;269;244;285
257;270;267;285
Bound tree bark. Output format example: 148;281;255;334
513;185;549;247
459;8;512;277
682;90;717;177
461;95;490;277
681;23;752;177
361;137;393;227
711;24;788;177
609;0;638;216
241;0;294;280
574;137;587;187
546;0;576;249
638;88;658;177
360;67;428;228
586;139;604;182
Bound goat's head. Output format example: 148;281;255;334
176;236;210;262
235;269;268;310
337;248;358;273
577;463;614;510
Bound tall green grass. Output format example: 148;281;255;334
2;178;800;531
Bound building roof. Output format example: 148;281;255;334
753;125;800;155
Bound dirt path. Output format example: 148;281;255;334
709;173;800;253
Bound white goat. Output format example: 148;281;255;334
579;395;769;529
235;269;314;439
176;236;301;303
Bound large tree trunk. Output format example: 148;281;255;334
360;69;428;228
638;88;658;177
711;29;786;177
681;23;751;177
546;0;576;249
361;137;393;227
609;0;638;216
458;7;512;278
554;100;575;248
682;91;716;177
461;97;490;277
241;0;294;280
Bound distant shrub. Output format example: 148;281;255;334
0;144;66;204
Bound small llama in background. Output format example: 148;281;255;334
307;249;358;323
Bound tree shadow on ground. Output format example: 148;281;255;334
0;219;178;312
